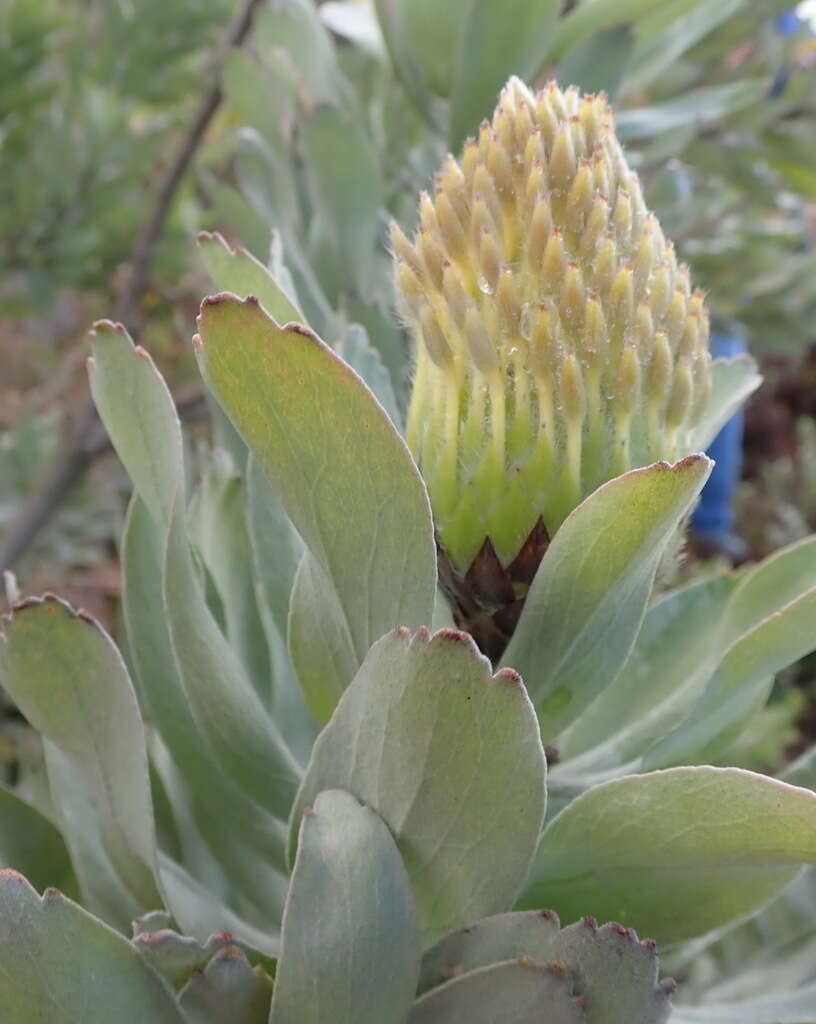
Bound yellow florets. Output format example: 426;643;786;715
393;77;712;571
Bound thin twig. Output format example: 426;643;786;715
0;0;264;574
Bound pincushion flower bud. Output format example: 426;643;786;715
393;78;711;658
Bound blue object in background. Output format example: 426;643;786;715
775;10;803;36
692;329;747;553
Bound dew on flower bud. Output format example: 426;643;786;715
560;263;586;327
616;344;641;417
395;262;424;319
394;77;713;589
477;273;494;296
534;94;558;146
649;262;672;320
612;188;633;249
647;331;673;408
561;353;586;423
519;303;534;342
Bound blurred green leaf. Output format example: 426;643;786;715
616;80;769;141
0;784;76;898
163;497;301;822
671;982;816;1022
694;355;762;450
89;319;299;828
447;1;561;150
245;456;316;764
557;24;637;99
188;452;271;700
621;0;745;95
254;0;344;107
336;323;402;429
300;103;384;301
123;495;291;924
644;584;816;768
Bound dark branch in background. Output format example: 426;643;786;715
0;0;265;576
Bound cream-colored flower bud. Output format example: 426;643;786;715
394;78;713;649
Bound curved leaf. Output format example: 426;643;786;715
270;790;419;1024
409;960;584;1023
195;294;436;722
197;230;303;325
502;457;711;741
290;629;546;944
522;767;816;945
0;597;162;912
0;870;183;1024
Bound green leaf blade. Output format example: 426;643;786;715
197;231;304;326
270;789;419;1024
0;871;184;1024
195;295;436;721
503;457;712;740
290;629;546;944
522;766;816;945
409;960;584;1024
0;597;162;913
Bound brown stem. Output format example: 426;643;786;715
0;0;264;574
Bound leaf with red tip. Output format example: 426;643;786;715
419;910;672;1023
197;230;304;326
87;320;183;528
290;629;546;944
195;294;436;722
0;596;163;921
179;945;273;1024
0;870;184;1024
409;959;584;1023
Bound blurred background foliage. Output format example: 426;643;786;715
4;0;816;763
